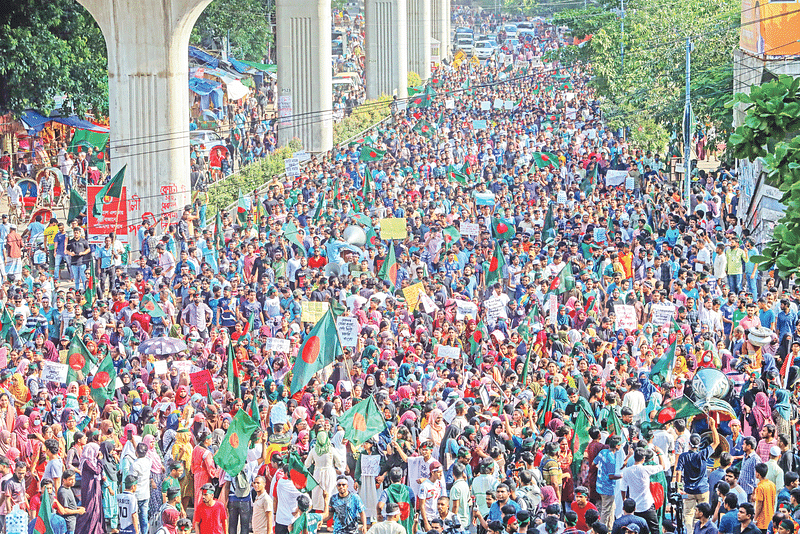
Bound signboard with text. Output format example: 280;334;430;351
87;185;129;245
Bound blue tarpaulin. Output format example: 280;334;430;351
20;110;110;134
189;46;219;69
228;57;250;74
189;77;222;96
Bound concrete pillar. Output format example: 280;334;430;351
77;0;208;245
407;0;431;80
365;0;408;100
431;0;450;60
276;0;333;153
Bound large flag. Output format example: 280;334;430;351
68;189;86;223
532;152;559;169
542;203;556;243
569;405;594;477
339;395;387;447
649;340;677;386
413;120;434;138
377;241;398;290
93;164;125;216
290;309;342;395
447;165;468;185
485;241;505;287
491;217;516;240
385;483;414;534
90;354;116;407
214;410;259;476
282;222;306;257
66;335;96;384
442;226;460;250
359;146;386;162
286;451;319;492
227;342;241;397
538;385;554;427
549;261;575;295
237;189;248;223
33;484;56;534
654;395;704;425
140;293;166;319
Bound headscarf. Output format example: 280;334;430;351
8;373;29;407
774;389;793;422
172;428;193;465
752;391;775;431
81;442;101;472
100;439;119;483
315;430;331;455
0;430;11;456
540;486;558;508
12;415;32;457
143;435;164;473
161;508;180;534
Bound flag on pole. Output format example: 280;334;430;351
227;342;241;397
442;226;461;250
290;309;342;395
650;340;677;386
377;242;398;290
654;395;704;425
140;293;166;319
33;485;56;534
485;241;505;287
339;395;388;447
68;189;86;223
286;451;319;492
359;146;386;162
90;354;117;407
237;189;248;223
214;410;259;476
93;165;126;216
66;336;97;384
491;217;516;240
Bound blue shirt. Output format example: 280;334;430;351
329;492;365;534
676;446;714;494
778;311;797;338
487;499;519;522
593;448;619;496
718;510;738;534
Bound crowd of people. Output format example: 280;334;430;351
0;14;796;534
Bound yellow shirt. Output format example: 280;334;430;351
754;478;776;529
43;225;59;248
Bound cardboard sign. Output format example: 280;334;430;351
454;299;478;320
152;360;168;375
494;98;504;109
284;157;301;177
293;151;311;163
445;99;455;109
408;456;428;499
504;100;515;110
614;304;638;331
480;101;491;111
593;227;606;242
403;282;425;312
41;362;69;383
437;345;461;360
379;217;407;239
460;222;479;237
264;337;291;352
361;455;381;477
605;169;627;187
651;303;677;326
336;317;359;347
548;294;558;325
173;360;192;376
301;301;330;324
557;190;567;204
485;297;506;324
472;120;487;130
190;369;214;395
626;176;635;190
442;401;458;423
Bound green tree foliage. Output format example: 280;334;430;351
0;0;108;116
550;0;738;147
191;0;273;61
728;75;800;279
333;97;392;146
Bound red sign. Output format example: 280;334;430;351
190;370;214;396
87;185;128;245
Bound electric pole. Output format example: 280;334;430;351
684;37;693;210
620;0;624;72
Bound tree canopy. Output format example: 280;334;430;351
191;0;273;62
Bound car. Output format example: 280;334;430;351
516;21;534;30
504;24;518;38
455;36;474;55
190;129;226;159
473;40;496;59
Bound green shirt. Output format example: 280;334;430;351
725;247;748;275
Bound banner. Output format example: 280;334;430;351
379;218;407;239
651;303;676;326
87;185;128;245
301;301;330;324
437;346;461;359
41;362;69;383
454;299;478;320
263;338;291;352
460;222;479;237
605;170;627;187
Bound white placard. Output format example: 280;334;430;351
460;222;479;237
494;98;504;109
651;303;677;326
557;190;567;204
442;401;458;424
548;294;558;325
173;360;192;376
336;316;360;347
479;385;490;406
614;304;638;331
408;456;428;498
270;401;288;425
605;169;627;186
593;227;606;242
626;176;635;190
445;99;455;109
454;299;478;320
293;151;311;163
152;360;168;375
264;338;291;352
485;297;506;324
438;345;461;360
284;157;301;178
480;101;491;111
504;100;514;110
361;455;381;477
278;95;292;126
41;362;69;383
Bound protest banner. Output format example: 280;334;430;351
651;303;677;326
403;282;425;311
605;170;627;186
336;317;359;347
301;301;330;323
379;218;407;239
460;222;479;237
614;305;638;331
42;362;69;383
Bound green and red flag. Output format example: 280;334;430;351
649;340;677;386
227;342;241;397
34;483;56;534
290;309;343;395
140;293;166;319
286;451;319;492
214;410;259;476
485;241;505;287
442;226;461;250
83;259;96;312
413;120;434;139
66;335;97;384
93;164;126;217
68;189;86;224
542;203;556;243
607;407;625;436
385;483;415;534
532;152;558;169
90;354;116;407
363;167;373;198
237;189;248;223
569;404;594;477
410;85;436;108
654;395;704;425
558;81;574;91
550;261;575;295
378;241;398;290
359;146;386;162
469;320;487;355
339;395;388;447
447;165;468;185
538;384;554;427
282;222;307;257
491;217;516;240
0;307;14;341
408;86;424;96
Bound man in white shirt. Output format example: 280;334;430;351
274;465;304;534
131;443;153;534
619;446;668;534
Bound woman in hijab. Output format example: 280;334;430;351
0;392;16;433
304;430;343;511
362;374;378;398
12;414;33;462
438;424;461;475
171;428;194;511
191;431;218;510
143;434;165;525
419;409;446;459
772;388;794;437
749;391;775;436
161;413;180;457
160;508;180;534
0;430;12;457
75;442;105;534
100;440;119;532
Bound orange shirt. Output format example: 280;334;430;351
754;478;776;529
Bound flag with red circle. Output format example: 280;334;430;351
90;354;116;407
213;410;260;477
290;309;342;395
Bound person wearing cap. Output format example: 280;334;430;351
675;417;719;529
766;445;785;491
194;483;228;534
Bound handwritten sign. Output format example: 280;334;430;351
301;301;330;324
614;304;638;331
284;157;301;178
152;360;168;375
472;120;487;130
408;456;428;498
293;151;311;163
557;190;567;204
651;303;676;326
41;362;69;383
443;401;458;423
549;294;558;325
173;360;192;377
454;299;478;320
593;227;606;242
190;369;214;395
336;317;359;347
379;218;407;239
264;337;291;352
437;345;461;360
605;169;627;187
403;282;425;312
625;176;635;190
460;222;479;237
485;297;506;324
361;455;381;477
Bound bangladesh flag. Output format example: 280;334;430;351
227;342;241;397
214;410;259;477
408;85;424;96
550;261;575;295
569;405;594;477
237;189;248;224
68;189;86;224
485;241;505;287
649;340;677;386
532;152;558;169
66;336;96;384
286;451;318;492
359;146;386;162
469;320;487;355
385;483;414;534
537;384;554;427
290;309;342;395
447;165;468;185
377;241;398;290
409;86;436;108
90;354;116;407
83;260;96;311
491;217;516;240
363;167;373;198
34;484;56;534
541;121;554;132
442;226;460;250
413;120;434;138
140;293;165;319
0;307;15;342
542;203;556;243
339;395;387;447
655;395;704;425
607;407;625;436
93;164;126;217
283;222;307;257
559;81;574;91
531;83;540;94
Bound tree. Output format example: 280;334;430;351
191;0;273;62
728;75;800;280
0;0;108;116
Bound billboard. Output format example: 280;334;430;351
87;185;129;245
740;0;800;56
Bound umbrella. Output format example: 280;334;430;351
137;337;188;357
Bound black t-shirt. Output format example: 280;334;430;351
66;237;91;266
57;485;78;532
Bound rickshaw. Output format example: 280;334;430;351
34;167;65;207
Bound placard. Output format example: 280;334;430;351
480;101;491;111
708;277;720;296
625;176;635;190
548;294;557;325
264;337;291;352
437;345;461;360
152;360;168;375
460;222;479;237
593;227;606;242
454;299;478;320
504;100;515;110
403;282;425;312
605;169;627;187
474;192;495;206
270;402;288;425
494;98;504;109
87;185;129;245
485;297;506;324
379;218;407;239
472;120;487;130
445;99;455;109
301;301;330;324
408;456;428;498
284;157;301;178
293;151;311;163
557;190;567;204
361;455;381;477
442;401;458;423
173;360;192;376
278;95;292;126
190;369;214;395
614;304;638;331
651;303;676;326
336;317;359;347
41;362;69;383
479;385;490;406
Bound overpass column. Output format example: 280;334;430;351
276;0;333;153
365;0;408;100
77;0;208;242
407;0;431;80
431;0;450;60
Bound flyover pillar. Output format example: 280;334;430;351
431;0;450;60
407;0;432;80
276;0;333;153
77;0;208;243
365;0;408;100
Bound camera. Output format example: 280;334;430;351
443;518;464;534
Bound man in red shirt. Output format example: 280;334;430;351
570;486;598;532
194;483;228;534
